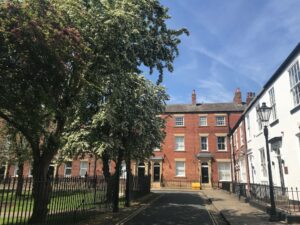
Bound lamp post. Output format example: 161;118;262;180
256;102;278;221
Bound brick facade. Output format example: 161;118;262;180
3;155;116;178
151;89;246;188
1;90;246;189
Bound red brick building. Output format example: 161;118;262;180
2;155;108;179
230;92;255;191
2;89;246;188
150;89;246;188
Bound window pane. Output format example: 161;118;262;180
268;87;277;120
80;161;88;177
14;164;19;177
201;137;208;150
289;61;300;107
216;116;225;126
65;162;72;176
175;117;184;126
199;117;207;126
175;161;185;177
259;148;267;177
175;136;184;151
218;162;231;181
217;137;226;150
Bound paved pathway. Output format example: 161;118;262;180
202;189;287;225
123;190;221;225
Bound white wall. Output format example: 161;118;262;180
245;54;300;189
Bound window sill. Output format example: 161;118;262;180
215;125;227;127
199;125;208;127
216;150;227;152
174;126;186;128
270;119;279;127
174;150;186;152
201;150;209;152
174;176;186;178
290;104;300;114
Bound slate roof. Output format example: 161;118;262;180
165;103;246;113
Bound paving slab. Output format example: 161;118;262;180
202;189;289;225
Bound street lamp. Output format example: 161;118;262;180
256;102;278;221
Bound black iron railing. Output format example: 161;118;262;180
218;181;300;215
0;175;150;225
161;179;198;189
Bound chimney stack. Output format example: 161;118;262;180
192;90;196;105
233;88;242;104
246;92;256;105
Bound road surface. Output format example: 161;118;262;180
123;190;225;225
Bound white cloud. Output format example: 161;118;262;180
161;0;300;104
197;79;233;103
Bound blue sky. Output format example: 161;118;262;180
144;0;300;104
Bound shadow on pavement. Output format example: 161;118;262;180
125;193;214;225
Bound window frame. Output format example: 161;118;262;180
200;136;208;151
256;104;262;131
268;87;277;121
64;161;72;177
199;116;207;126
289;61;300;107
217;136;227;151
175;116;184;127
215;116;226;126
175;161;186;177
13;164;19;177
259;148;268;177
79;161;88;177
218;162;231;181
175;136;185;151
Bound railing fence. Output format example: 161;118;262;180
218;181;300;215
0;175;150;225
161;179;198;189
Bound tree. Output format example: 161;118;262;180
55;0;188;85
102;74;168;212
63;74;168;211
0;0;187;223
0;120;32;193
0;2;88;223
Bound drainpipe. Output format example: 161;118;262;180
227;112;236;192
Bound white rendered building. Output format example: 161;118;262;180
244;43;300;189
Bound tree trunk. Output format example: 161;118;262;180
16;162;24;196
102;151;113;206
28;158;52;225
125;158;131;207
112;148;123;212
102;150;111;180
